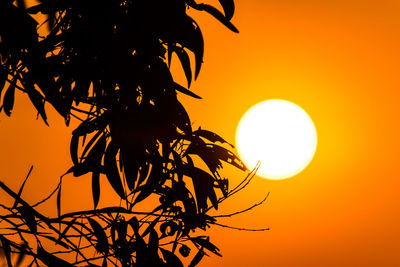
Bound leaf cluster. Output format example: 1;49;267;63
0;0;269;266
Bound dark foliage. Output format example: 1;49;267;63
0;0;268;266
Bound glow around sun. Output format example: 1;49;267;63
236;99;317;180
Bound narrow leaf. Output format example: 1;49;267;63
26;86;48;125
193;128;233;147
173;47;192;87
104;140;126;199
198;4;239;33
188;247;205;267
219;0;235;20
3;79;16;116
87;218;109;254
92;172;100;209
13;165;33;209
173;82;201;99
160;248;184;267
57;183;61;218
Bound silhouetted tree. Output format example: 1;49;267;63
0;0;268;266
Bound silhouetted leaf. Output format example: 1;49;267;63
219;0;235;20
148;229;159;256
172;47;192;87
208;144;247;171
26;4;45;14
92;172;100;209
178;16;204;79
183;165;218;211
26;86;48;125
0;67;6;95
104;140;126;199
37;246;72;267
191;236;221;256
173;82;201;99
185;137;222;174
193;128;233;147
80;130;104;163
87;217;109;255
3;79;16;116
160;248;184;267
0;235;12;267
57;183;61;218
192;4;239;33
134;160;162;204
12;165;33;209
188;247;205;267
70;134;79;165
137;162;150;186
120;148;139;191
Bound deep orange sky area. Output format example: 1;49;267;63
1;0;400;266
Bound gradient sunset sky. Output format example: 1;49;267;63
1;0;400;266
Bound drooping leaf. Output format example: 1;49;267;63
191;236;221;257
188;247;205;267
70;134;79;165
178;16;204;79
134;160;162;204
3;79;16;116
120;148;139;191
183;165;218;211
0;66;7;95
92;172;100;209
148;229;159;256
26;4;45;14
193;128;233;147
104;140;126;199
218;0;235;20
80;130;104;163
172;46;192;87
191;4;239;33
12;165;33;209
185;136;222;174
173;82;201;99
207;144;247;171
160;248;184;267
57;182;62;218
87;217;109;255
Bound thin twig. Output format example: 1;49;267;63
213;222;269;232
214;192;270;218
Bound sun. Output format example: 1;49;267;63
235;99;317;180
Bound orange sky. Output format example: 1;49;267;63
1;0;400;266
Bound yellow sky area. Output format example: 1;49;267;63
0;1;399;266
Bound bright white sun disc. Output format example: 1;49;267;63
235;99;317;180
